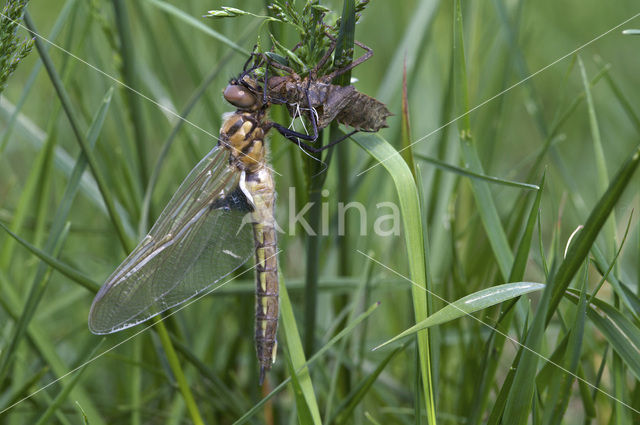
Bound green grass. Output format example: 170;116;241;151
1;0;640;424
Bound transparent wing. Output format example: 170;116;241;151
89;145;254;334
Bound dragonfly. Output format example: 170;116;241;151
88;65;317;384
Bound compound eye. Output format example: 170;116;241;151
223;84;257;109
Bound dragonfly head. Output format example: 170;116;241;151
223;76;264;111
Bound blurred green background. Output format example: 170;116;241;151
1;0;640;424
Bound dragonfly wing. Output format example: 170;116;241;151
89;146;254;334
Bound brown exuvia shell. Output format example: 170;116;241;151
267;74;392;133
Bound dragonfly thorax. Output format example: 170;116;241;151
221;112;268;172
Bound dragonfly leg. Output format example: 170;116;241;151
262;53;297;75
266;77;320;146
242;46;258;72
271;121;358;153
261;57;270;105
270;121;315;142
269;75;361;153
310;39;337;78
324;39;373;81
303;76;319;142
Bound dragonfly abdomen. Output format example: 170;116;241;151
244;167;278;385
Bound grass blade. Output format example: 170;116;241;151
415;153;540;190
565;290;640;381
467;173;544;425
23;12;134;251
0;0;77;156
280;272;322;424
153;319;205;425
328;0;357;407
146;0;248;54
377;0;439;104
542;267;588;425
452;0;513;280
0;85;112;383
330;346;403;425
509;173;545;281
502;279;553;424
374;281;544;350
0;273;105;424
578;56;617;259
354;132;436;425
548;142;640;318
0;201;99;292
33;342;104;425
112;0;148;190
232;302;379;424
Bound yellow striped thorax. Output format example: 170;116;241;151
220;112;267;172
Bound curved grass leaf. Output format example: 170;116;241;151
596;56;640;133
374;282;544;350
354;131;435;424
619;283;640;318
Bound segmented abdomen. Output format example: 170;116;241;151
244;167;278;384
